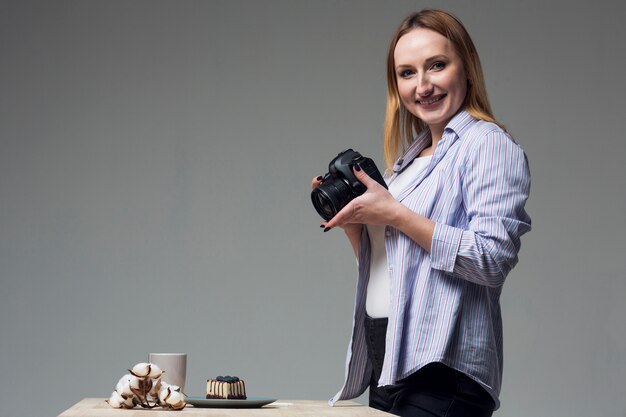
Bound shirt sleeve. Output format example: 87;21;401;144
430;130;531;287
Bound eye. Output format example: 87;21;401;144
398;69;415;79
431;61;446;71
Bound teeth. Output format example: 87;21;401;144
419;96;443;105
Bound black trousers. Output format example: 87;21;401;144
364;316;495;417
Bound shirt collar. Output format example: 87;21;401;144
444;109;475;139
392;110;475;173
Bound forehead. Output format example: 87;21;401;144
394;28;458;64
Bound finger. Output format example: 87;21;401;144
311;175;324;189
352;164;378;188
324;200;355;231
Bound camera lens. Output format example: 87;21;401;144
312;192;335;220
311;179;353;221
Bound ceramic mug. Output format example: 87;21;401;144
149;353;187;391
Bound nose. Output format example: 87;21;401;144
415;73;433;98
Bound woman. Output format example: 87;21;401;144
313;9;531;417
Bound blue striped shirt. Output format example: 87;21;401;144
329;110;531;410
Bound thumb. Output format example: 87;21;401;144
353;163;378;188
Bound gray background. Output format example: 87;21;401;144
1;1;625;416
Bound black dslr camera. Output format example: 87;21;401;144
311;149;387;221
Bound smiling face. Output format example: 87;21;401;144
394;28;468;141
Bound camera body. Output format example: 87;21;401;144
311;149;387;221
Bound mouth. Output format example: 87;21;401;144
416;94;446;106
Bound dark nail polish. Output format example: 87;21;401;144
320;224;325;228
354;164;362;172
316;176;323;181
323;227;331;232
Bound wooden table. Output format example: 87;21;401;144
58;398;393;416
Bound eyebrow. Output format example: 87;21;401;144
424;54;449;63
395;54;450;70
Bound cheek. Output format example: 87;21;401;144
397;82;413;103
445;74;468;99
452;81;468;105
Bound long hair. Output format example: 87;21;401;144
383;9;502;169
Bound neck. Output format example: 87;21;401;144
430;127;443;144
418;129;440;158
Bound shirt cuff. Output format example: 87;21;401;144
431;223;464;273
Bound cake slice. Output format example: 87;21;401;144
206;376;247;399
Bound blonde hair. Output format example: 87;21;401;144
383;9;502;169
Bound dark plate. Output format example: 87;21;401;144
186;396;277;408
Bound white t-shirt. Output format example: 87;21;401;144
365;155;432;318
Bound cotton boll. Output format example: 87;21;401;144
128;375;141;390
128;375;143;398
166;390;185;406
149;378;162;399
158;388;186;410
141;378;153;393
110;361;184;410
125;395;138;409
116;381;132;398
130;376;152;401
115;374;133;397
129;362;151;378
147;363;163;379
168;398;186;410
106;391;124;408
158;386;171;403
107;391;135;409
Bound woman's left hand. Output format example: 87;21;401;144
323;164;400;231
